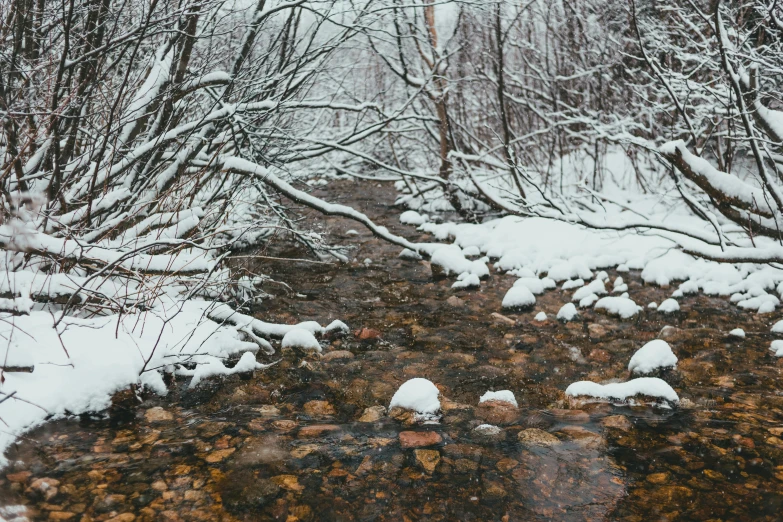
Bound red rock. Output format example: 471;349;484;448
476;400;519;425
298;424;341;438
6;471;31;483
399;431;442;448
354;328;381;340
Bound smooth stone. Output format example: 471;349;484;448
303;400;336;416
600;415;632;431
144;407;173;422
517;428;560;446
298;425;341;438
322;350;354;362
414;449;440;473
358;406;386;422
399;431;443;448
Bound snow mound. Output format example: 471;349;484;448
534;312;547;321
514;277;555;295
452;273;480;289
657;298;680;313
628;340;677;374
281;328;321;352
400;210;428;225
399;248;423;260
572;279;607;302
557;303;579;321
729;328;745;338
430;244;488;278
648;302;658;309
562;279;584;290
566;377;679;403
479;390;518;407
502;285;536;309
579;293;599;308
594;296;642;318
389;378;441;414
771;340;783;357
325;320;350;335
773;320;783;333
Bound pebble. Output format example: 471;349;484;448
399;431;443;448
600;415;632;431
476;400;519;425
517;428;560;446
303;400;336;416
490;312;516;325
414;449;440;473
204;448;235;463
446;296;465;307
144;407;173;423
358;406;386;422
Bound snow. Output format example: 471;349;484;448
281;328;322;352
729;328;745;338
572;279;607;302
429;244;488;278
771;340;783;357
474;424;502;435
325;320;350;334
579;293;599;308
514;277;556;295
657;298;680;313
648;302;658;309
400;210;428;225
389;378;441;414
562;279;584;290
557;303;579;321
452;272;480;289
534;312;547;321
772;320;783;333
479;390;518;407
628;340;678;374
502;285;536;309
566;377;679;403
594;296;642;318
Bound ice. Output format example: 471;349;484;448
657;298;680;313
628;340;677;374
566;377;679;403
479;390;518;407
594;296;642;318
557;303;579;321
281;328;322;353
502;285;536;308
389;378;441;414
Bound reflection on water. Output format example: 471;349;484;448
2;181;783;521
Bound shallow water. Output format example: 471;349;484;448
2;181;783;521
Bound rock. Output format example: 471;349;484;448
491;312;516;325
271;420;297;431
358;406;386;422
496;458;519;472
303;400;336;416
768;427;783;436
399;431;443;448
588;348;611;363
144;407;173;422
659;325;682;339
354;328;381;340
482;480;507;498
48;512;76;520
298;424;341;438
454;458;479;472
557;425;603;446
255;405;280;417
588;323;609;338
414;449;440;473
151;481;168;491
446;296;465;307
106;514;136;522
600;415;632;431
473;424;503;436
647;472;669;484
205;448;235;463
26;477;60;501
290;444;320;458
476;400;519;426
517;428;560;447
550;409;590;423
440;398;473;412
322;350;354;362
6;471;31;483
271;475;304;492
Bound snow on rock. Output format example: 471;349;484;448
189;352;263;388
729;328;745;338
566;377;679;403
325;320;350;335
648;302;658;309
399;248;423;260
772;320;783;333
400;210;428;225
430;244;488;278
596;271;609;281
594;296;642;318
502;285;536;309
562;279;584;290
534;312;547;321
514;277;556;295
389;378;441;414
771;340;783;357
579;294;599;308
281;328;322;353
547;258;593;282
452;273;480;289
657;298;680;313
628;340;677;374
557;303;579;322
572;279;607;302
479;390;518;407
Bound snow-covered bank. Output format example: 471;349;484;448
0;299;327;466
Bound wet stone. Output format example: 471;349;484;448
600;415;632;431
144;407;173;423
358;405;386;422
414;449;440;473
303;400;336;416
517;428;560;447
399;431;443;448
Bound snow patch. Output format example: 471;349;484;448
566;377;679;403
389;378;441;414
594;296;642;318
281;328;322;353
657;298;680;313
502;285;536;309
628;340;677;374
479;390;518;407
557;303;579;322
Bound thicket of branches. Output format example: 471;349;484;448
5;0;783;326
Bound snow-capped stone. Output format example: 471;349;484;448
502;285;536;309
616;264;629;272
399;248;422;260
562;279;584;290
400;210;428;225
325;320;349;335
565;377;679;403
758;301;777;314
452;273;480;289
657;298;680;313
579;293;599;308
430;244;488;278
534;312;547;321
557;303;579;322
514;277;555;295
572;279;606;302
772;320;783;333
628;340;677;374
479;390;518;407
771;340;783;357
281;328;321;352
595;271;609;282
389;378;441;414
594;296;642;318
729;328;745;338
648;302;658;309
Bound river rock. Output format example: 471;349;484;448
399;431;442;448
144;407;173;422
303;400;336;416
517;428;560;446
358;406;386;422
414;449;440;473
